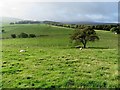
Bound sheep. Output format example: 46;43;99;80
20;50;26;52
79;47;82;50
115;32;117;34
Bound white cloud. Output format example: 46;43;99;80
86;14;104;20
1;0;119;2
0;1;118;23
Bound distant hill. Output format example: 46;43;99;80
62;21;117;25
0;17;117;25
1;17;22;24
42;20;117;25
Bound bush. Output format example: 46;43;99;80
11;34;16;38
19;32;28;38
29;34;36;38
110;27;117;32
110;27;120;34
2;30;5;33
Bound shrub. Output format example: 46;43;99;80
29;34;36;38
110;27;117;32
110;27;120;34
19;32;28;38
2;30;5;33
11;34;16;38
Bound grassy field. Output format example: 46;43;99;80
1;24;119;88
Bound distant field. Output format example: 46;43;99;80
1;24;119;88
2;24;118;49
2;24;73;38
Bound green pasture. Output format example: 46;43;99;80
1;24;119;88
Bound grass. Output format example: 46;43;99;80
88;30;118;49
1;24;119;88
2;24;73;38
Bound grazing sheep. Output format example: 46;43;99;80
115;32;117;34
79;47;82;50
20;50;26;52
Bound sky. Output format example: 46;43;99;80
0;0;119;23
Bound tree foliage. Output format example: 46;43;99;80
71;26;99;48
11;34;16;38
2;30;5;33
18;32;28;38
29;34;36;38
110;27;120;34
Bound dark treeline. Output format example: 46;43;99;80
44;21;120;33
10;20;120;33
10;20;41;24
45;21;119;30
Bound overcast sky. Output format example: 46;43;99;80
0;0;119;23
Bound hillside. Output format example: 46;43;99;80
2;24;119;88
1;17;22;24
2;24;118;49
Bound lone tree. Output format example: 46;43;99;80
71;26;99;48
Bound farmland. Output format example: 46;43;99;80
1;24;119;88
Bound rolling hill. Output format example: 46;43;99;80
1;24;119;88
1;17;22;24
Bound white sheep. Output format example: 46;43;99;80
79;47;82;50
20;50;26;52
115;32;117;34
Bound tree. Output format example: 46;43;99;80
18;32;28;38
110;27;116;32
116;27;120;34
10;22;14;25
2;30;5;33
11;34;16;38
29;34;36;38
71;26;99;48
110;27;120;34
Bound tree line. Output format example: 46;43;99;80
10;20;119;34
10;20;41;24
11;33;36;38
45;21;119;34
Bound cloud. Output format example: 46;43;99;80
1;2;118;23
1;0;120;2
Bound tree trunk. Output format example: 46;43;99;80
83;43;86;48
82;40;87;48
